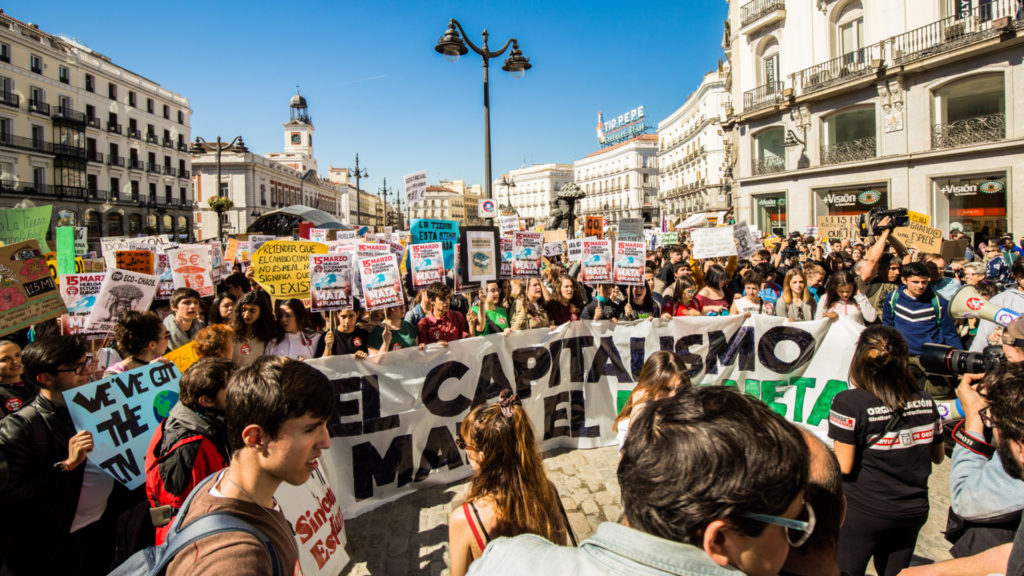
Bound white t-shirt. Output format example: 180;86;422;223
70;460;115;532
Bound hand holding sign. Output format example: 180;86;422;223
66;429;94;471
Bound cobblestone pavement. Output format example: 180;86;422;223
340;445;953;576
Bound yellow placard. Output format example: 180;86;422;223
250;240;328;299
163;342;199;374
892;211;943;253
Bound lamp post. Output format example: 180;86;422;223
192;136;247;239
379;177;392;229
434;19;531;213
350;154;368;226
500;175;516;215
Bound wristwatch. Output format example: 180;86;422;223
53;460;70;472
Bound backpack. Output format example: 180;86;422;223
108;472;282;576
889;289;941;327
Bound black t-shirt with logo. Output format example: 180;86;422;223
828;387;943;519
314;327;370;357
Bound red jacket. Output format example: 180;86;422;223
418;310;470;344
145;402;230;544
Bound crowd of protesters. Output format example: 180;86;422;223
0;219;1023;575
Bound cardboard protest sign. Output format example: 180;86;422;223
164;342;200;374
310;228;328;244
892;211;943;253
618;218;644;242
84;270;158;333
691;226;737;260
512;231;543;278
154;254;174;300
816;215;861;241
57;226;76;277
358;253;402;311
543;229;568;244
224;237;239;265
462;227;499;284
613;241;645;286
0;240;66;337
64;362;181;489
410;242;444;289
662;231;679;246
166;246;214;297
941;238;970;262
585;216;604;239
498;215;520;237
543;241;565;257
566;238;584;261
733;221;761;260
410;219;460;271
250;241;329;299
75;226;89;255
0;205;52;252
60;273;106;316
115;250;155;275
404;170;427;205
310;253;355;312
581;239;612;284
500;237;513;280
276;463;349;575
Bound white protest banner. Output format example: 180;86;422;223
84;270;158;333
60;273;106;315
307;315;861;518
691;226;737;260
613;241;645;286
804;225;819;238
581;238;612;284
543;241;565;258
404;170;427;205
500;237;513;280
566;238;584;261
276;462;349;575
512;231;542;278
618;218;644;242
63;362;182;489
498;215;520;237
358;253;402;311
310;228;328;244
310;253;354;312
733;220;761;260
167;246;215;297
74;227;89;255
410;242;444;289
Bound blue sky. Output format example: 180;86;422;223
32;1;727;206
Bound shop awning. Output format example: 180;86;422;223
675;211;728;229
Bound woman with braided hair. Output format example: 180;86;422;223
828;325;945;576
448;389;567;576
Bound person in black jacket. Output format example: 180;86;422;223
0;335;128;575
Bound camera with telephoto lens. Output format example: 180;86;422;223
858;207;910;237
919;343;1006;376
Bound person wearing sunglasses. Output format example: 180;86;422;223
466;386;810;576
0;335;129;575
829;325;945;576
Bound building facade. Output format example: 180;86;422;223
192;94;347;240
657;71;732;225
726;0;1024;237
327;166;374;227
0;11;194;248
574;134;659;226
410;185;466;222
493;163;574;229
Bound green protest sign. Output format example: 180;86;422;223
0;205;52;252
57;227;76;277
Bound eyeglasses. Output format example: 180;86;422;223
979;405;998;429
55;355;94;376
740;501;816;548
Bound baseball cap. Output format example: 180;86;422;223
1001;317;1024;348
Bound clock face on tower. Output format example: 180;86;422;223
290;132;301;145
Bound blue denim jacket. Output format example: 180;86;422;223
949;444;1024;521
467;522;744;576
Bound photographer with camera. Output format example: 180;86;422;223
972;258;1024;353
858;214;912;318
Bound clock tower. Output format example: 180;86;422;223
278;91;316;172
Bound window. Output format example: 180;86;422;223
753;127;785;175
822;106;876;164
108;83;117;100
59;66;69;84
177;110;184;124
85;74;95;92
758;39;780;89
933;73;1005;148
32;166;46;188
131;181;140;202
108;212;123;235
834;2;864;58
0;43;8;63
31;125;44;150
86;104;96;121
59;95;72;114
163;104;170;119
110;177;120;199
0;118;9;139
147;98;154;113
128;91;137;107
30;54;42;74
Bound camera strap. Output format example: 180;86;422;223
952;420;995;458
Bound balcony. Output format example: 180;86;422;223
107;123;122;135
52;143;86;158
743;81;785;112
28;99;50;115
177;142;189;152
165;166;178;176
129;158;145;170
890;1;1020;67
793;43;883;96
180;170;190;179
741;0;785;28
752;156;785;176
149;163;163;174
0;90;18;109
820;136;877;165
0;133;52;154
88;150;104;163
146;133;158;144
128;128;141;139
86;117;101;129
162;138;174;148
931;112;1005;149
53;106;87;124
108;155;125;167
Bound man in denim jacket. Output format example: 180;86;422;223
467;387;811;576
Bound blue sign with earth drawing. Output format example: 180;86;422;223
63;362;181;489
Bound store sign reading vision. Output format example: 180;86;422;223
821;190;882;207
940;180;1005;196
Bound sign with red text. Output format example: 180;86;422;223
410;242;444;289
60;273;106;315
358;253;402;311
167;246;214;297
613;241;645;286
512;231;543;278
581;239;612;284
310;253;354;312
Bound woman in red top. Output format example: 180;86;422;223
447;390;567;576
694;264;732;316
665;275;700;317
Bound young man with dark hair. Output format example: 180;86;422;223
164;287;206;350
165;356;333;575
467;386;810;576
0;335;130;575
145;357;235;544
417;282;469;344
653;246;683;294
219;272;251;300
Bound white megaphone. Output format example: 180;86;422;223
949;284;1021;327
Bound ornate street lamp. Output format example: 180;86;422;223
192;136;247;239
